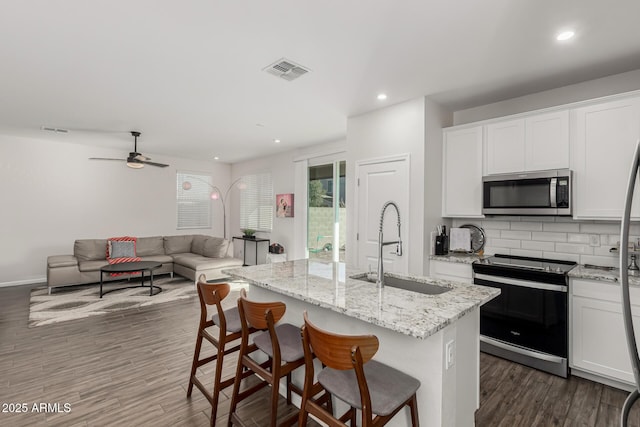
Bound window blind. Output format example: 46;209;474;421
240;172;273;232
176;172;212;229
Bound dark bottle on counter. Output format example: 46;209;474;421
435;226;449;255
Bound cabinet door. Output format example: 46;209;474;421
571;295;640;384
572;97;640;219
430;260;472;284
442;126;483;217
525;111;570;171
486;119;525;174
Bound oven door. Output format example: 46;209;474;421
474;273;567;358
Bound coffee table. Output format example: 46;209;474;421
99;261;163;298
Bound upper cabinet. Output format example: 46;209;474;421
485;111;570;175
571;96;640;219
442;126;483;217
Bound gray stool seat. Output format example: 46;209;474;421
319;360;421;416
253;323;304;362
213;306;241;333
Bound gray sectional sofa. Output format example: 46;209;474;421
46;235;243;294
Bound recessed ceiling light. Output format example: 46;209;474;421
556;30;575;41
214;156;219;160
274;139;281;143
377;93;387;100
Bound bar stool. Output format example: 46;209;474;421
299;311;421;427
227;289;305;427
186;279;254;426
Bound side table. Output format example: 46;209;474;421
233;236;270;266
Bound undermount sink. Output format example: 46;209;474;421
351;274;451;295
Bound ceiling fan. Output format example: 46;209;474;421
89;131;169;168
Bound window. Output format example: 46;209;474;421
176;172;211;229
240;172;273;231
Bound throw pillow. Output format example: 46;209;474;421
109;240;136;258
107;236;138;259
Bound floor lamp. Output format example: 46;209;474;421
182;177;245;239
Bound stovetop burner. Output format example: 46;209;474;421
475;254;577;275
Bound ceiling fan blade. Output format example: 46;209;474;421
89;157;126;161
140;160;169;168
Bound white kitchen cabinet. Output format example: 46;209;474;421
486;119;525;174
485;111;570;175
571;278;640;385
442;126;484;217
525;111;570;171
572;96;640;219
430;259;473;284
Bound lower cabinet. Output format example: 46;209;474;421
571;278;640;385
430;259;473;284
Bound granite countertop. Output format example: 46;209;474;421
429;253;485;264
223;259;500;340
568;265;640;286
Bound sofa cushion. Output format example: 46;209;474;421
172;253;241;270
78;260;110;272
203;237;229;258
136;236;165;256
164;235;194;255
74;239;108;261
48;255;78;268
139;254;173;264
191;235;208;256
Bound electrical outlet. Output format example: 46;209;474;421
445;340;455;370
589;234;600;247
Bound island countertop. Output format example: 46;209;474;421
223;259;500;340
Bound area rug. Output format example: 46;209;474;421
28;276;248;327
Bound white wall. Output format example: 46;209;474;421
346;97;453;275
0;134;227;285
229;140;346;261
453;69;640;125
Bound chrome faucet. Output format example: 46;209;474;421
377;201;403;288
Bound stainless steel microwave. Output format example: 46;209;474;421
482;169;572;216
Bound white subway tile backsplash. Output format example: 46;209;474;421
532;231;567;242
580;255;619;268
501;230;532;240
490;239;521;249
542;252;580;263
481;220;511;230
522;240;556;251
580;223;621;234
510;222;543;231
456;217;635;265
543;222;580;233
555;243;594;255
567;233;590;244
511;249;543;258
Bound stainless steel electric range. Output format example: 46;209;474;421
472;254;577;378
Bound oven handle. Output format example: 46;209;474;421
474;273;567;292
480;336;566;364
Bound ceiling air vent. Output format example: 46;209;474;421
40;126;69;133
263;58;310;81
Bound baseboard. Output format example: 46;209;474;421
0;277;46;288
571;367;636;392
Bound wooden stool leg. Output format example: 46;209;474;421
210;342;226;426
187;331;204;397
409;395;420;427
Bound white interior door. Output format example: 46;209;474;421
356;156;409;275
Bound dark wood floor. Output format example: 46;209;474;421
1;282;639;426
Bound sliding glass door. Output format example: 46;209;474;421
307;160;346;262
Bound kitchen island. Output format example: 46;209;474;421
224;259;500;427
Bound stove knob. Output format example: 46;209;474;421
544;266;551;272
555;267;562;273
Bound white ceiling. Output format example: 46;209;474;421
2;0;640;164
